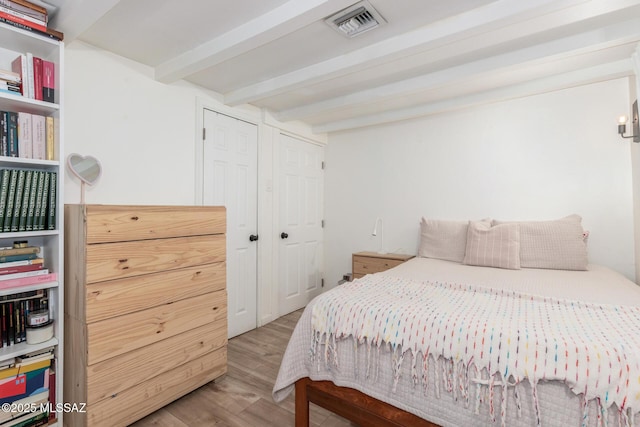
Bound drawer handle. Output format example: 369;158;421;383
131;216;139;221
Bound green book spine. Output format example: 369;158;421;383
46;171;56;230
3;169;18;232
10;169;26;232
7;112;18;157
25;170;40;231
18;169;32;232
0;169;10;231
32;172;42;226
36;171;48;231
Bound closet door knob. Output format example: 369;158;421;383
280;232;288;239
249;234;259;242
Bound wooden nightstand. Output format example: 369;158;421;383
352;252;415;280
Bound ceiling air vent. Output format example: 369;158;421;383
325;1;386;38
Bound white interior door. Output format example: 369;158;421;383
278;134;324;316
203;109;258;338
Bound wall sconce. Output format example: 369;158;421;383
618;100;639;143
371;217;384;254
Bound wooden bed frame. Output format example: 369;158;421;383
295;377;440;427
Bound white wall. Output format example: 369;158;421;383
324;78;635;285
63;40;262;205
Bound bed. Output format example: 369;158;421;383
273;216;640;427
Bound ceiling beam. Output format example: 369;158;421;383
153;0;354;84
276;18;640;122
311;59;633;133
223;0;597;106
48;0;123;43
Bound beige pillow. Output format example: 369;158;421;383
463;221;521;270
492;215;588;271
418;218;468;263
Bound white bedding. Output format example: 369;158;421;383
273;258;640;427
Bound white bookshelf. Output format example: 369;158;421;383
0;20;63;427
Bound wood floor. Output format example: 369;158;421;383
130;309;352;427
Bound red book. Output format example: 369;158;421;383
32;56;42;101
0;264;43;275
48;369;55;421
0;8;45;32
41;60;54;103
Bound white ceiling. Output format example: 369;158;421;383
40;0;640;133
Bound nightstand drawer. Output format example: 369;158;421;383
351;252;415;280
353;256;405;275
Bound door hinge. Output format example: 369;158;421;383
202;127;206;140
321;219;325;228
321;278;324;287
321;161;325;170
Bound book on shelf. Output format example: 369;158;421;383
0;246;39;257
0;268;48;282
24;170;38;231
0;113;7;156
16;112;31;158
0;389;48;424
0;0;47;22
0;254;38;263
0;81;20;91
31;56;41;102
6;112;17;157
32;171;43;231
0;271;56;290
24;53;34;102
44;117;53;160
9;54;27;98
0;169;10;230
15;346;53;363
31;115;44;160
0;68;20;84
0;4;46;32
17;169;32;231
0;258;43;269
41;60;53;103
0;264;43;275
0;288;46;302
0;16;62;41
45;171;54;230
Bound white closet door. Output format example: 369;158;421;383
278;134;324;316
203;108;258;338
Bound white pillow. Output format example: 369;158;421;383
418;217;468;263
463;221;521;270
492;215;588;271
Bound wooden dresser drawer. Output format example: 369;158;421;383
87;289;226;365
85;234;225;283
84;205;226;243
86;321;227;404
85;262;226;323
87;346;227;427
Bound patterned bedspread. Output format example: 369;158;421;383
274;271;640;427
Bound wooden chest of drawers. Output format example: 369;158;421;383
64;205;227;426
352;251;415;280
